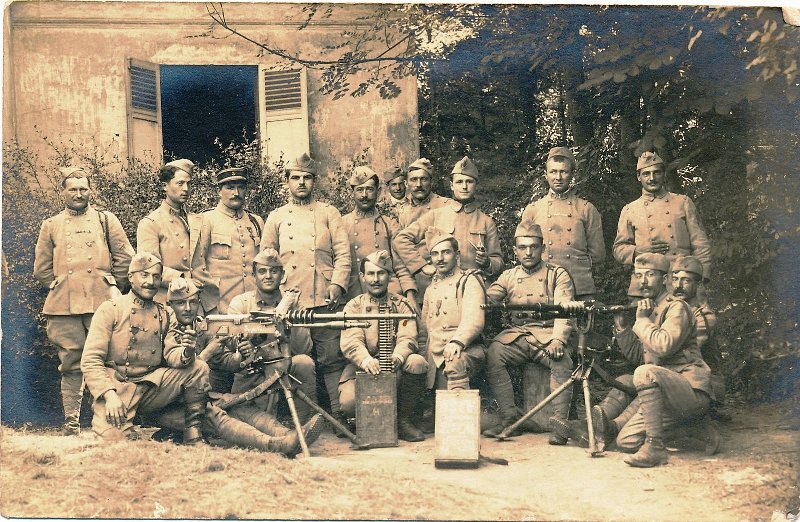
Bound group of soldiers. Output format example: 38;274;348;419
33;145;717;467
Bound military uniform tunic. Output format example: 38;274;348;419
198;203;265;313
136;201;217;311
397;193;453;229
342;208;416;302
613;190;712;279
521;190;605;297
261;199;351;308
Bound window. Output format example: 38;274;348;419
126;58;162;162
258;66;310;166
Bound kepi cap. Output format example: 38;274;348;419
128;252;162;274
167;277;200;302
285;153;316;174
408;158;433;176
514;220;543;239
348;166;379;187
363;249;394;274
672;255;703;278
253;247;283;268
634;252;670;273
425;227;457;253
637;151;664;171
215;167;247;185
451;156;479;180
383;166;405;184
165;159;195;175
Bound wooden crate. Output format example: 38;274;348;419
355;371;398;448
522;363;553;432
434;389;480;468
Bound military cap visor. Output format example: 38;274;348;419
215;167;248;185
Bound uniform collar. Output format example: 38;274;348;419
290;196;314;206
433;267;457;281
390;194;408;205
256;290;282;308
65;205;90;216
641;189;669;201
410;193;433;207
548;188;574;200
216;202;244;219
447;198;477;214
355;208;378;219
128;292;154;309
163;200;187;217
520;261;544;275
368;294;389;305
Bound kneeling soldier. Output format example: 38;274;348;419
80;253;209;442
422;228;486;391
483;221;576;444
163;278;323;456
338;250;428;442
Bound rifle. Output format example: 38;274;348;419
481;300;637;319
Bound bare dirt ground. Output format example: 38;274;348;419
1;400;797;521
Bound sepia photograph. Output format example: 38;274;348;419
1;1;798;520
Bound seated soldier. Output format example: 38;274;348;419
80;253;209;443
338;250;428;442
421;228;486;392
607;253;715;467
148;277;323;457
482;221;576;445
227;248;318;424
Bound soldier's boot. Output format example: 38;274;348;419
569;404;619;449
211;407;279;451
268;413;326;458
60;371;83;436
414;389;436;434
183;386;208;445
624;437;669;468
548;370;573;446
624;383;668;467
483;368;522;438
397;374;426;442
229;404;290;437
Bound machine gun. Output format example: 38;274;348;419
480;300;637;456
198;295;416;456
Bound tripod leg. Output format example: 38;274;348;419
582;373;602;456
293;389;368;449
278;374;310;458
497;375;576;440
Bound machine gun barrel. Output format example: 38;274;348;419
282;310;416;323
480;301;637;317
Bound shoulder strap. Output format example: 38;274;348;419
245;211;262;239
377;214;395;265
455;269;485;303
543;264;574;305
97;210;113;257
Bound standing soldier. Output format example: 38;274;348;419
379;166;410;218
34;167;134;435
136;159;217;313
342;166;416;303
80;253;210;443
482;221;577;445
197;167;264;314
521;147;605;300
613;151;712;296
394;156;504;291
421;228;486;391
338;250;428;441
397;158;452;229
260;153;351;417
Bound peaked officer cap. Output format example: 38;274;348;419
634;252;670;273
547;146;576;166
408;158;433;176
425;227;458;253
363;249;394;273
215;167;247;185
285;152;316;174
637;151;664;171
382;166;405;183
167;277;200;302
128;252;162;274
672;255;703;277
165;159;195;175
348;166;379;187
253;247;283;268
515;220;544;239
451;156;479;180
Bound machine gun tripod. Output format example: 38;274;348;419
482;300;636;456
201;303;416;457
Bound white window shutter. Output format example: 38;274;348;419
126;58;162;163
258;66;310;166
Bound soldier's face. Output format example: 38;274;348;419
407;170;432;202
450;173;477;202
514;236;544;270
352;178;379;212
430;241;458;275
169;295;201;325
128;265;162;301
164;171;191;206
671;270;699;301
637;165;666;194
545;158;574;194
62;177;91;212
361;261;390;298
254;264;283;293
287;172;315;200
633;268;667;298
387;177;407;199
219;181;247;211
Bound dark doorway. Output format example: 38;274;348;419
160;65;258;165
